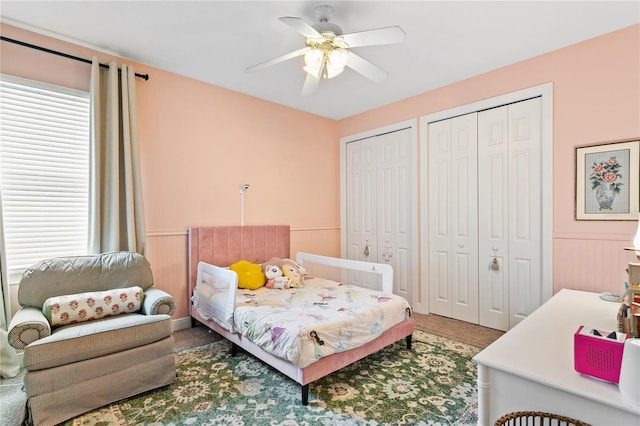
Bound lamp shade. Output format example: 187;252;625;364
303;49;324;78
328;49;349;69
324;49;348;78
302;48;349;80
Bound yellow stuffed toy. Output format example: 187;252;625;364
230;260;266;290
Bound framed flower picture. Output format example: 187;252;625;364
576;140;640;220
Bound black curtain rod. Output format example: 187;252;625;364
1;36;150;81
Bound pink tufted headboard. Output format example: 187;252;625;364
188;225;290;298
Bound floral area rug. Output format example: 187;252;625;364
67;330;480;425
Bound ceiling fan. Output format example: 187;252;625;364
246;5;405;96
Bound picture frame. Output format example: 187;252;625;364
576;140;640;220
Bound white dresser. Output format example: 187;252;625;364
473;289;640;426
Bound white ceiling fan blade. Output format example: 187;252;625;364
245;47;310;73
346;53;388;83
341;26;405;48
279;16;323;39
301;73;320;97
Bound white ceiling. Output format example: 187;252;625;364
1;1;638;120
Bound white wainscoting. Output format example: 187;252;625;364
145;230;191;326
553;233;637;294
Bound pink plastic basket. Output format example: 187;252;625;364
574;325;627;383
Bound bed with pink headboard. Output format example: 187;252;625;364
188;225;415;405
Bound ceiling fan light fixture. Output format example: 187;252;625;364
303;48;324;77
324;64;343;79
249;5;404;94
303;47;349;79
304;48;323;67
328;48;349;69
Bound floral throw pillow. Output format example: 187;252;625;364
42;286;144;326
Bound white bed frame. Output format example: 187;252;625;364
188;225;415;405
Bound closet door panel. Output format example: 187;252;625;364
434;250;450;307
428;114;478;322
508;98;542;328
451;114;479;323
454;251;472;303
346;141;377;263
346;140;379;291
512;257;533;320
428;120;453;316
396;247;410;301
478;106;510;330
379;129;412;301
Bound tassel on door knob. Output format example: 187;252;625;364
489;257;500;271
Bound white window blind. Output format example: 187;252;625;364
0;75;90;284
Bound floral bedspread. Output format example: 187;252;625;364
232;276;412;368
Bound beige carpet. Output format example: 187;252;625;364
174;324;223;351
412;312;504;348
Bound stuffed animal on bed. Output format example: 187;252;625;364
230;260;266;290
264;265;291;289
261;257;308;277
285;259;307;276
282;263;303;288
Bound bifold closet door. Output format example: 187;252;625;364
345;128;413;306
428;113;479;323
346;138;378;290
478;98;542;331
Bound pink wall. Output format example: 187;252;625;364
134;67;339;233
338;24;640;295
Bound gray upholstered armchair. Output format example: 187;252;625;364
8;251;176;426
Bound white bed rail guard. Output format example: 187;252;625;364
194;261;238;332
295;252;394;294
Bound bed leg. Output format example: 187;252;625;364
406;334;412;350
301;384;309;405
231;343;238;357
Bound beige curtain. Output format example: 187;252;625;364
89;58;146;254
0;191;20;378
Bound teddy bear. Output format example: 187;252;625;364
264;264;291;289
